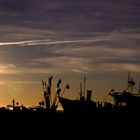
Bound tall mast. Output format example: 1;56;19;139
80;83;82;99
138;82;140;95
41;80;45;92
12;99;15;110
83;76;86;97
126;71;136;93
127;71;130;90
48;76;52;106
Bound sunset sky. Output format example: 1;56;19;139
0;0;140;108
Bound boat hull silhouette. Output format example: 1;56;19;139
58;96;97;114
110;91;140;112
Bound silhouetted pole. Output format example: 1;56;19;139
80;83;82;99
127;71;130;90
52;79;62;108
102;89;114;103
12;99;15;110
42;79;46;107
41;80;45;92
61;84;70;97
61;86;67;97
48;76;53;106
56;84;70;107
83;76;86;97
42;80;50;109
102;94;109;103
138;81;140;94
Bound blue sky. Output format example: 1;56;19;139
0;0;140;107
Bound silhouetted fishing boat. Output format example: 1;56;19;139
58;90;97;114
109;71;140;112
58;77;102;115
59;72;140;114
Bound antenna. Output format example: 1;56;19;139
83;76;86;97
61;84;70;97
12;99;15;110
56;84;70;107
126;71;136;93
138;82;140;95
52;78;62;108
48;76;53;106
127;71;130;90
41;79;45;92
80;83;82;99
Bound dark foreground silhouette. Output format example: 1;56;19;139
0;72;140;138
0;107;139;139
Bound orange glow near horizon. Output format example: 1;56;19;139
0;71;139;108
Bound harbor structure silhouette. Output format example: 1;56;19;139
0;71;140;117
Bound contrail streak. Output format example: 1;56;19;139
0;34;139;46
0;37;124;46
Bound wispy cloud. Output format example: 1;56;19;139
97;63;140;73
33;56;92;73
32;43;140;73
0;80;40;85
8;81;40;84
0;64;61;74
0;30;139;46
0;64;20;74
0;29;140;75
